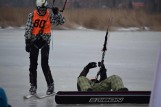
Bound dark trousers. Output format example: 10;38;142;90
29;44;54;87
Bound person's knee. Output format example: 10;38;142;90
77;76;92;91
77;76;83;84
30;61;38;70
29;65;38;71
41;63;48;69
111;75;121;80
41;60;49;69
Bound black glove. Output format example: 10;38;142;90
98;62;106;69
86;62;97;69
98;62;107;81
25;39;31;53
52;7;59;15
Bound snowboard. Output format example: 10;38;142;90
55;91;151;104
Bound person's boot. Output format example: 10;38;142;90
46;83;54;95
29;85;37;95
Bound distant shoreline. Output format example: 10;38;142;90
0;7;161;31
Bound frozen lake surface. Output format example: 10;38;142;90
0;29;161;107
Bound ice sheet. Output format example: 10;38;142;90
1;29;161;107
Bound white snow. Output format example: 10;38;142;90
116;27;150;31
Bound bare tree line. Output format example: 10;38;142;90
0;0;161;12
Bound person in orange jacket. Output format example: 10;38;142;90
24;0;65;95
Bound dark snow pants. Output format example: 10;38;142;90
29;44;54;87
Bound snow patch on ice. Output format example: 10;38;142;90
76;26;87;30
0;26;14;31
115;27;150;31
0;25;150;31
4;26;14;30
0;26;25;30
19;26;25;29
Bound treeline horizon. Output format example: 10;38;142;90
0;7;161;31
0;0;161;12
